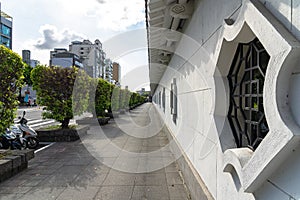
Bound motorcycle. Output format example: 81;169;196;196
0;128;23;150
13;111;39;149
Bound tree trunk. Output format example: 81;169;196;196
18;87;22;103
61;118;70;129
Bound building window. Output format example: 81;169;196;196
1;25;11;37
162;88;165;113
1;36;10;48
227;38;270;150
159;91;161;108
170;78;177;124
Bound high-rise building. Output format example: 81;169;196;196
112;62;121;85
69;39;105;78
22;50;31;65
0;3;12;49
50;51;83;68
30;59;40;68
104;58;113;83
49;48;68;64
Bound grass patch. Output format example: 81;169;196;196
97;116;108;118
0;151;12;159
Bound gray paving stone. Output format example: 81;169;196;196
94;186;134;200
56;186;100;200
84;163;111;174
18;187;65;200
72;173;107;186
23;168;57;175
17;174;49;187
38;173;78;187
102;170;136;186
134;173;167;186
0;193;24;200
165;162;179;173
62;158;93;166
166;172;184;185
0;186;32;194
0;104;191;200
168;184;190;200
131;185;169;200
0;177;27;187
56;165;86;174
112;157;139;172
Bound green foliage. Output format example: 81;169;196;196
95;78;112;117
129;92;138;107
23;64;33;86
111;86;120;112
119;89;131;110
72;69;92;116
0;45;25;134
129;92;146;108
31;65;90;128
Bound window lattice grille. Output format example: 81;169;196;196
227;38;270;150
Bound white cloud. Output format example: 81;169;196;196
87;0;145;31
9;0;146;67
33;24;86;50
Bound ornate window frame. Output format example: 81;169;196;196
213;0;300;193
227;38;270;150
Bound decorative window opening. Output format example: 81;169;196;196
171;78;177;124
227;38;270;150
162;88;166;113
159;91;161;108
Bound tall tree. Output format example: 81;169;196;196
31;65;90;128
23;64;33;86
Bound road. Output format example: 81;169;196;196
15;106;57;129
15;106;88;130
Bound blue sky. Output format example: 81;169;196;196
1;0;149;90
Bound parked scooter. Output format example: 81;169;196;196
0;128;23;150
13;111;39;149
10;125;27;149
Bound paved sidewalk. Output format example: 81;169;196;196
0;103;190;200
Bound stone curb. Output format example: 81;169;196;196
0;149;35;183
36;125;90;142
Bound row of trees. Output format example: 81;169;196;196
31;66;146;128
0;45;146;132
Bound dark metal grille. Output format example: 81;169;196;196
227;38;270;150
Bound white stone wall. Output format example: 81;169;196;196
259;0;300;41
151;0;300;199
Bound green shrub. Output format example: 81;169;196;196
95;78;111;117
0;45;25;134
111;86;120;112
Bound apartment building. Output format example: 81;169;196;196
112;62;121;85
0;3;12;49
69;39;105;78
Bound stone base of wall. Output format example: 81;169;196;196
37;125;90;142
0;149;34;183
163;125;215;200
